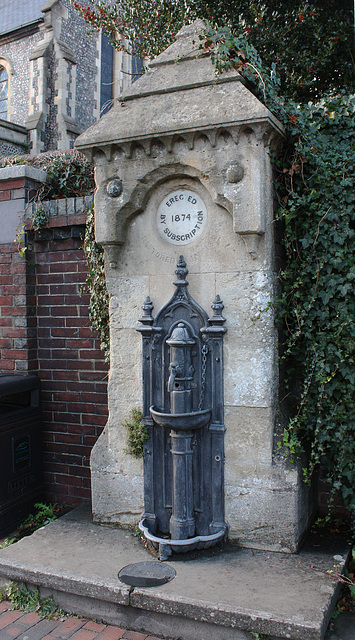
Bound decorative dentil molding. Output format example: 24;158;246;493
90;120;280;162
90;120;280;265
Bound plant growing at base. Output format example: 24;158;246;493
0;582;66;619
0;503;60;549
124;408;148;458
18;502;60;534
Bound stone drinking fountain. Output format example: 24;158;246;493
137;256;227;560
76;20;314;556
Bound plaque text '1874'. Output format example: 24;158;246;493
157;190;207;246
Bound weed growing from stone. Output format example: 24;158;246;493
0;503;60;549
0;582;66;619
124;408;148;458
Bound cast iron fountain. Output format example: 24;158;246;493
137;256;227;560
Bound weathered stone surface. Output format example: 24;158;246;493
77;23;283;151
0;165;47;182
75;21;311;551
0;506;350;640
0;166;48;243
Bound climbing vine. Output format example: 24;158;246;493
202;25;355;511
83;204;110;362
276;95;355;510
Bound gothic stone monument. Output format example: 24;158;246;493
76;21;312;553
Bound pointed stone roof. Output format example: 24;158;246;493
76;20;283;154
0;0;45;36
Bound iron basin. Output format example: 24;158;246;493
150;406;211;430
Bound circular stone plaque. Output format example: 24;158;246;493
118;561;176;587
157;189;207;245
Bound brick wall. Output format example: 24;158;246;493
0;167;47;372
32;221;108;506
0;168;109;507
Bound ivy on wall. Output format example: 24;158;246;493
276;94;355;510
0;151;95;199
204;25;355;512
83;204;110;362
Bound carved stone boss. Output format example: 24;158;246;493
137;256;227;560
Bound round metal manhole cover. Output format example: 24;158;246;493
118;561;176;587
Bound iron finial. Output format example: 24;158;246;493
175;255;188;281
138;296;154;325
209;295;226;325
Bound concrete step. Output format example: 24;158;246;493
0;505;350;640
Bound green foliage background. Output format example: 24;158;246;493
71;0;353;101
277;95;355;510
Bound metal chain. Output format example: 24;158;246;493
198;344;208;411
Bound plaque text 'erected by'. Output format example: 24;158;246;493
157;190;207;246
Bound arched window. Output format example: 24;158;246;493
0;66;8;120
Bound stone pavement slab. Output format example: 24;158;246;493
0;505;351;640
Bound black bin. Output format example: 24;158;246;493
0;373;43;537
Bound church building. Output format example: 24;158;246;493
0;0;139;156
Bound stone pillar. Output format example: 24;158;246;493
53;40;79;150
76;21;313;552
0;166;47;372
27;0;80;153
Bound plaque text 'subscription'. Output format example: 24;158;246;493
157;190;207;246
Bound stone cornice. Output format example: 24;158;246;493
0;165;47;183
82;120;283;163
